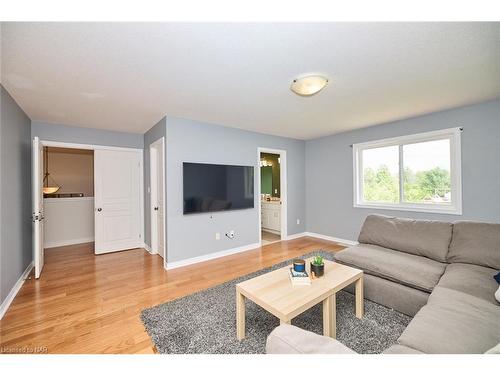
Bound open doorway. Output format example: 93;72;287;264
258;148;287;246
32;138;145;279
42;146;95;250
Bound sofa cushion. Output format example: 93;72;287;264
343;273;430;317
383;344;423;354
266;324;356;354
358;215;452;262
398;287;500;353
334;244;447;292
448;221;500;269
438;263;499;305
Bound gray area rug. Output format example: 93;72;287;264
141;251;411;354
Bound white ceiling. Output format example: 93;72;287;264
1;22;499;140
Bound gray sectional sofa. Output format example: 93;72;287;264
266;215;500;354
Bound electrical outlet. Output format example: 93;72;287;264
296;219;300;225
215;232;220;240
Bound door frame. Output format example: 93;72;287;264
32;137;44;278
149;137;166;261
257;147;287;243
38;140;145;251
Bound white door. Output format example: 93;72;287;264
150;139;165;259
94;149;142;254
32;137;44;278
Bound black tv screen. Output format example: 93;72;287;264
183;162;254;214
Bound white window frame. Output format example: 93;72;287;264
353;127;462;215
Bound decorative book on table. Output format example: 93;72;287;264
289;268;311;285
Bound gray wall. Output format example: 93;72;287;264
31;121;144;149
305;99;500;242
143;116;167;247
1;85;32;305
165;117;306;262
6;91;498;283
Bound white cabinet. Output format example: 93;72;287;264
261;202;281;232
261;209;270;229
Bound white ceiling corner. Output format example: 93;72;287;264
1;22;499;139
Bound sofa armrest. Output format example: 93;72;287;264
266;324;356;354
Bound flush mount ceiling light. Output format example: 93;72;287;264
290;75;329;97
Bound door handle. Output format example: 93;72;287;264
32;212;44;221
154;207;159;211
97;208;102;212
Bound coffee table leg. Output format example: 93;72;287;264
355;276;364;319
322;294;336;338
236;290;246;340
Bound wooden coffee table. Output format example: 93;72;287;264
235;258;363;340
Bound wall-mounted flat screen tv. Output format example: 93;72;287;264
183;162;254;214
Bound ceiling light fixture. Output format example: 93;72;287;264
43;147;61;195
290;75;329;96
260;159;272;167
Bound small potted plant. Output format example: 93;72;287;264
310;255;325;278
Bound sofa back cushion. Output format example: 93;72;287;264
358;215;452;262
447;221;500;269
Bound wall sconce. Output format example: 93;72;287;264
260;159;273;167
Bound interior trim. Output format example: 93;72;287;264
0;262;34;320
166;242;260;270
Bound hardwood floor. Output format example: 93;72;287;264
0;238;344;354
261;230;281;245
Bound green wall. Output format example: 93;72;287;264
260;153;280;197
261;166;273;194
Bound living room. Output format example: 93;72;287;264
1;2;499;374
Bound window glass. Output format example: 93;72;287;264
362;145;399;203
403;139;451;204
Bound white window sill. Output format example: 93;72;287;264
354;202;462;216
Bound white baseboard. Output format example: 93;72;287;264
45;237;94;249
142;243;152;253
0;261;34;320
165;232;356;270
304;232;358;246
285;231;357;246
166;242;261;270
285;232;307;240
